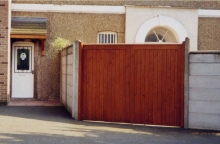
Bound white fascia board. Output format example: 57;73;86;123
198;9;220;18
12;4;125;14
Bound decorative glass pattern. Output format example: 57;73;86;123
17;48;30;70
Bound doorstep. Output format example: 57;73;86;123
7;98;63;106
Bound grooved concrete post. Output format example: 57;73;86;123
184;37;190;129
72;40;81;120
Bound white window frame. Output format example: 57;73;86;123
97;31;117;44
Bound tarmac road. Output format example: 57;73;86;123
0;106;219;144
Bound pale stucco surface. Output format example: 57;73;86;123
125;7;198;51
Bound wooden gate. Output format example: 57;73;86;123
78;43;185;127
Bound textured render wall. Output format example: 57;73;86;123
189;53;220;131
0;1;9;102
198;18;220;50
12;0;220;9
12;12;125;100
126;7;198;51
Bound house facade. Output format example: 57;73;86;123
0;0;220;130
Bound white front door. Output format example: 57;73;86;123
12;42;34;98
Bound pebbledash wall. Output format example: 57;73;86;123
11;12;125;100
0;1;10;102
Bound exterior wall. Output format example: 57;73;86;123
12;0;220;9
0;1;9;102
125;7;198;51
189;53;220;130
12;11;125;100
198;18;220;50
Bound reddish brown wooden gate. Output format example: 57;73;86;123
78;43;185;127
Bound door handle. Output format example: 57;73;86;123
31;70;34;74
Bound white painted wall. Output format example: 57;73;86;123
189;54;220;130
125;7;198;51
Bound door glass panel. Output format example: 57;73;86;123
17;48;30;70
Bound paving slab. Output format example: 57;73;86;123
0;106;219;144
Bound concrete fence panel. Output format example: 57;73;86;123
189;53;220;130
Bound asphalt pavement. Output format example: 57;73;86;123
0;106;219;144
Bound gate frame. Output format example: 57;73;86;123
71;38;189;128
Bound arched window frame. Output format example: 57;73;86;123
135;15;188;43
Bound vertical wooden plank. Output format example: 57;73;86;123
176;46;181;126
103;48;109;121
114;48;126;122
85;47;93;120
161;49;167;125
140;48;146;124
144;49;150;124
93;48;97;120
125;46;131;123
166;49;171;126
94;49;101;120
114;49;120;122
157;49;162;125
103;48;112;121
134;49;141;123
173;48;178;126
170;47;176;126
129;46;135;123
90;48;95;120
180;42;185;128
99;50;104;121
121;48;126;122
153;49;158;125
148;49;154;124
120;48;127;122
111;49;116;122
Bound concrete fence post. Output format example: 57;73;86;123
184;37;190;129
72;40;81;120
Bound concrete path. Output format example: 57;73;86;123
0;106;219;144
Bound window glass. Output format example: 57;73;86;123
17;48;30;70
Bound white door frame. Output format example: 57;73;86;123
11;41;34;98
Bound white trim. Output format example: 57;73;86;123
198;9;220;18
11;4;220;17
135;15;188;44
12;4;125;14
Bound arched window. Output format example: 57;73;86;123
135;15;188;43
97;31;117;44
145;27;178;43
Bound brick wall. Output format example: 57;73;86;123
0;1;9;102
